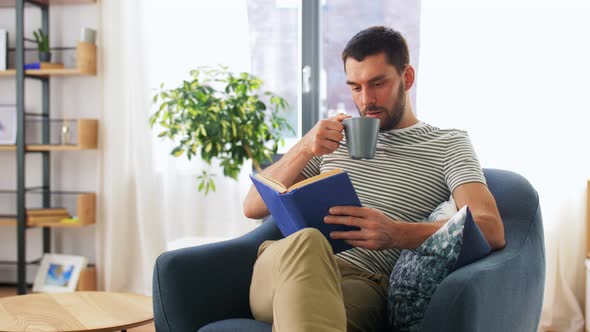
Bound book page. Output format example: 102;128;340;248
254;174;288;193
287;168;343;191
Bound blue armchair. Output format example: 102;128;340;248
153;169;546;332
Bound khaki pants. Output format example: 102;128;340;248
250;228;389;332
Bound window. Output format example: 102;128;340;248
247;0;301;151
247;0;421;148
318;0;421;122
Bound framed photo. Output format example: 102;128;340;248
0;29;7;71
33;254;88;293
0;105;16;145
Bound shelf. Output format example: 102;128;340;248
0;258;41;265
0;42;97;77
0;0;95;8
0;145;94;151
0;68;93;77
0;118;99;151
0;192;96;228
0;216;17;226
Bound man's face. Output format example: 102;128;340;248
345;53;406;131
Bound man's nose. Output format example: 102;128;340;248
361;88;376;107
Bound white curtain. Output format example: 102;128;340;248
418;0;590;331
97;0;256;294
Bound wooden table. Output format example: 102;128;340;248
0;292;153;332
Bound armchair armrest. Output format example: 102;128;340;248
420;205;545;332
153;218;282;332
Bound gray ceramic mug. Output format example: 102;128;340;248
341;117;380;159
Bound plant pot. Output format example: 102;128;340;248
39;51;51;62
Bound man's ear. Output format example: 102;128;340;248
403;65;415;90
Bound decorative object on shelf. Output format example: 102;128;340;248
0;105;16;144
61;216;79;224
32;28;51;62
80;27;97;44
61;119;71;145
150;65;294;194
0;29;7;71
33;254;88;293
76;41;97;75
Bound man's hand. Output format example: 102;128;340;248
302;113;351;156
325;206;401;250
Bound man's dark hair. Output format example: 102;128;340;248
342;26;409;74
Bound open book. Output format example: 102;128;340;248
250;169;361;254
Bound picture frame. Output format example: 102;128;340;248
0;105;17;145
0;29;7;71
33;254;88;293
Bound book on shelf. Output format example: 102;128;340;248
26;208;69;216
0;30;6;71
250;168;362;254
24;62;65;70
27;215;71;223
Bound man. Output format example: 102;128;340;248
243;26;505;332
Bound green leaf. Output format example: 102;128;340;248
171;147;184;157
209;179;216;192
157;131;167;137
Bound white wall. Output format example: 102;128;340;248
0;4;99;283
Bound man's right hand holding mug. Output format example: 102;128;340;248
302;113;352;157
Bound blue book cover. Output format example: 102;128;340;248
250;169;361;254
24;63;42;70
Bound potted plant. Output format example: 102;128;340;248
150;65;294;194
33;29;50;62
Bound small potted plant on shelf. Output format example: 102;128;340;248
150;65;294;194
33;28;50;62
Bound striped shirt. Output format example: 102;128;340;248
300;122;486;276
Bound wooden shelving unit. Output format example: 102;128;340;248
0;0;98;294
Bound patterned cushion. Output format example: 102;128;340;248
387;205;492;331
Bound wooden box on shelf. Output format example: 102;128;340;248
76;41;96;75
76;266;97;291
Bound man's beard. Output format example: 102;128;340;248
358;82;406;131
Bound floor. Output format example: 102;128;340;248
0;287;156;332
